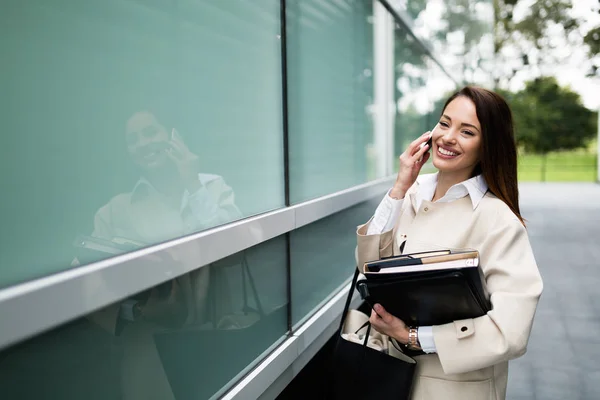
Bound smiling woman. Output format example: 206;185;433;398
432;96;483;185
356;86;542;400
437;87;523;225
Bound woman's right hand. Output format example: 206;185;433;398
389;131;432;199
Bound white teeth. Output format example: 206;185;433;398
438;147;458;156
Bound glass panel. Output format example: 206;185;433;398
0;237;288;400
286;0;377;204
393;23;430;168
427;59;459;127
290;198;380;325
405;0;495;86
0;0;284;288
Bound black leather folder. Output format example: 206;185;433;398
357;251;490;327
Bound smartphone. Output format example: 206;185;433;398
425;135;433;148
423;123;437;149
417;124;436;162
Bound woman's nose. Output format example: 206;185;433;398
442;129;458;143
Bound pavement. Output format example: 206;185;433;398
507;182;600;400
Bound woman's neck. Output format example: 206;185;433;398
432;170;473;202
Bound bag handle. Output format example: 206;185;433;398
241;254;265;317
338;268;360;333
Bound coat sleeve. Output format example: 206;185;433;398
355;218;396;271
355;185;416;269
432;212;543;374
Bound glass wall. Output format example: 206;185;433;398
392;21;458;168
403;0;495;86
0;1;484;399
0;0;285;288
286;0;378;203
290;198;380;325
0;237;288;400
393;23;430;162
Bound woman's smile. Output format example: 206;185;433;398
436;145;460;158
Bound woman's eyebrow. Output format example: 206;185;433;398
441;114;481;133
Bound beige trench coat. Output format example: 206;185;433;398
356;184;543;400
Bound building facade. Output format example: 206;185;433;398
0;1;493;399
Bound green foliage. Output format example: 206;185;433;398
492;0;582;87
494;0;578;52
507;77;597;154
584;26;600;57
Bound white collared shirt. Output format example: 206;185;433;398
132;173;222;217
368;173;488;234
366;172;488;354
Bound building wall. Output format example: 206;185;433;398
0;1;493;399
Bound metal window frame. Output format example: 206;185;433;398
0;3;466;400
0;176;394;351
378;0;461;87
221;278;363;400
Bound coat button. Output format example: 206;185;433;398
461;326;468;332
424;207;429;212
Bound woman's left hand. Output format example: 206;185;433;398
369;303;410;344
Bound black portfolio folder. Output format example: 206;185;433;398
357;250;491;326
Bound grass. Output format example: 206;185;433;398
518;150;598;182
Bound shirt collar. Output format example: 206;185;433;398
415;172;488;210
131;176;155;203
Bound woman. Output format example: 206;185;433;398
356;87;543;399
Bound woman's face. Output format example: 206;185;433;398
432;96;482;177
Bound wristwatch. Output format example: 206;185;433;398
407;327;422;350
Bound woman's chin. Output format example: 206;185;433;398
432;157;459;173
432;158;450;171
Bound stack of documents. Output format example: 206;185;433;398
357;250;490;326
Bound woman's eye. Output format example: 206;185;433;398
463;130;474;136
439;122;449;127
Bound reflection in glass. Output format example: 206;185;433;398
290;198;379;325
426;60;459;125
0;0;284;287
287;0;377;203
0;238;288;400
393;24;430;163
405;0;495;86
73;111;242;267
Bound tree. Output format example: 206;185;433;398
506;77;597;180
584;26;600;77
403;0;583;88
492;0;582;88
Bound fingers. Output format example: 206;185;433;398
373;303;394;324
413;140;430;162
407;131;432;155
166;140;187;161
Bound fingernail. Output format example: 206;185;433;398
374;304;382;312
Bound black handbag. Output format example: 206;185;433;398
329;269;417;400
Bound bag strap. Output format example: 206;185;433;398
338;268;360;332
241;254;265;317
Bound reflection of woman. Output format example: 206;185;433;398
85;111;244;400
357;87;542;399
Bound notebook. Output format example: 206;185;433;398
358;249;490;326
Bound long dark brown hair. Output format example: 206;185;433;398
442;86;524;225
